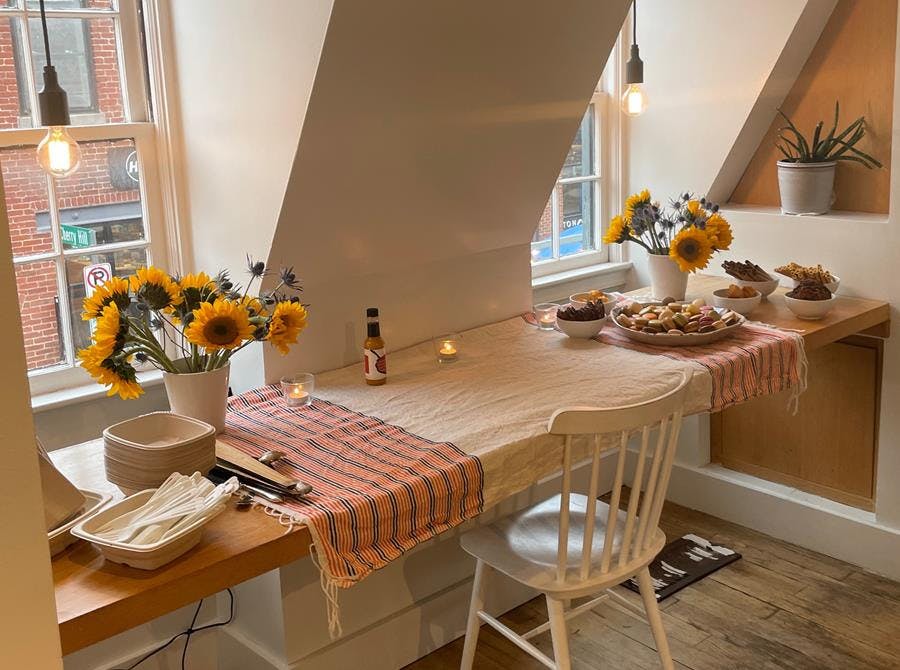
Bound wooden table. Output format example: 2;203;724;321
50;442;311;655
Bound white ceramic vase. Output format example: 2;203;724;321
647;253;688;301
163;361;230;434
776;160;836;215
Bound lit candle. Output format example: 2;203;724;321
439;341;457;356
434;333;460;363
534;303;558;330
281;373;314;407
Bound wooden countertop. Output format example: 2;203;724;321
633;274;890;350
50;441;311;655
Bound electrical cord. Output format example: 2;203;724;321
111;588;235;670
38;0;53;67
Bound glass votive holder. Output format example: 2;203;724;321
281;373;314;407
433;333;460;363
534;303;558;330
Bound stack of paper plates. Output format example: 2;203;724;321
103;412;216;493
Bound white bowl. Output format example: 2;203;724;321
735;277;779;298
784;295;836;320
791;275;840;294
557;317;605;339
568;291;613;308
712;288;762;316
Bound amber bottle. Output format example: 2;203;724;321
363;307;386;385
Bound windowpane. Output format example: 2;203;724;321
559;105;595;180
1;145;54;257
26;1;116;10
558;181;594;258
66;245;146;352
25;16;125;124
0;18;29;128
57;138;145;249
531;196;553;263
15;259;67;371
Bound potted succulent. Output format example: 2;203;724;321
776;101;881;215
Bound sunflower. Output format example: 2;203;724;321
624;189;651;222
704;213;733;251
78;340;143;400
185;298;254;350
267;301;308;355
82;276;131;321
90;302;127;360
603;215;630;244
669;227;714;273
130;266;183;311
176;272;217;312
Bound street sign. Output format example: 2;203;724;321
83;263;112;295
62;224;97;249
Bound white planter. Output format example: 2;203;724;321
777;160;836;215
647;253;688;301
163;361;230;434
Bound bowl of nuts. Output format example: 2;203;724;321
712;284;761;316
784;280;836;320
568;289;612;308
556;300;606;339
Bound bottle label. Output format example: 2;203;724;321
364;347;387;380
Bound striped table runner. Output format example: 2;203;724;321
524;313;806;412
220;386;484;624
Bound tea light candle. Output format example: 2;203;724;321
433;333;460;363
280;373;315;407
534;303;558;330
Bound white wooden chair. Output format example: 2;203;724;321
458;373;690;670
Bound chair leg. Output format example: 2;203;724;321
460;560;488;670
636;568;674;670
546;595;571;670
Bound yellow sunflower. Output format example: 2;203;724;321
77;342;143;400
669;227;714;273
185;298;254;350
603;215;630;244
129;266;183;311
89;302;125;360
267;301;308;355
685;199;707;220
82;276;131;321
624;189;651;222
704;213;733;251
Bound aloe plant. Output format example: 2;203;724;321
777;101;882;168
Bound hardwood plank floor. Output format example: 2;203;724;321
405;500;899;670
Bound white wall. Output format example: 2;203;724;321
0;162;63;668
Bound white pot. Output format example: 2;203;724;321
163;361;230;434
647;253;688;301
777;160;836;215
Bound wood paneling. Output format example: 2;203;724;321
730;0;897;213
712;337;882;509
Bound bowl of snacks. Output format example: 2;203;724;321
556;300;606;338
784;280;836;320
776;262;840;294
569;289;612;308
722;260;779;298
712;284;761;316
612;298;743;346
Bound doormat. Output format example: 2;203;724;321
621;534;741;602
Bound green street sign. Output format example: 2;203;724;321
61;224;97;249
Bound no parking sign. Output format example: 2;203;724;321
83;263;112;297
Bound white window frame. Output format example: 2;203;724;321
531;40;623;279
0;0;170;396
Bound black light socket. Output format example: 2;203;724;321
38;65;71;127
625;44;644;85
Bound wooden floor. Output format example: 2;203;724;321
406;500;900;670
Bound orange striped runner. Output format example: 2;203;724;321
221;386;484;589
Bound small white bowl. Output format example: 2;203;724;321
712;288;762;316
569;291;612;308
735;277;779;298
784;295;836;320
557;317;605;339
791;275;840;294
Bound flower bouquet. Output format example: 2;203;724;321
78;257;308;430
604;191;733;299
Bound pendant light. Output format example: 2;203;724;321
621;0;648;117
35;0;81;178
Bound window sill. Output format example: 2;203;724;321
721;204;888;225
532;261;632;303
31;370;165;413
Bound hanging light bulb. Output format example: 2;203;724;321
34;0;80;178
620;0;648;117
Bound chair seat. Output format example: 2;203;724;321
460;494;665;594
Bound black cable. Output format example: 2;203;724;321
38;0;52;67
632;0;637;46
111;588;236;670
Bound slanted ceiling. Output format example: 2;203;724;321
263;0;629;378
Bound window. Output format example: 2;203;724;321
0;0;170;395
531;46;620;278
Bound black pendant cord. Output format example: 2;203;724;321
38;0;53;68
632;0;637;46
